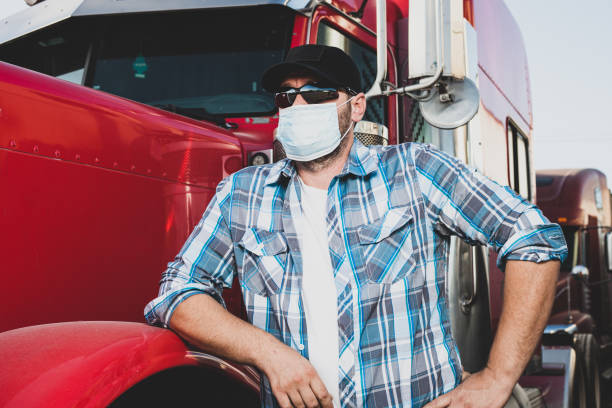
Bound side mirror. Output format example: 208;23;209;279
571;265;589;280
606;232;612;272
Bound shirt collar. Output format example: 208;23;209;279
264;137;379;186
341;137;379;177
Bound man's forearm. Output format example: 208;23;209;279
486;259;560;390
169;293;334;408
169;293;274;367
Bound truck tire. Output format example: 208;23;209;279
571;349;588;408
574;333;601;408
503;384;545;408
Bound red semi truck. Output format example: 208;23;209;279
0;0;584;406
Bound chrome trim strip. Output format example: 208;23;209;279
544;323;578;335
186;351;260;391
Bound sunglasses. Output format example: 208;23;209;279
274;83;356;109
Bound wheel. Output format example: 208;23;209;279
571;346;588;408
503;384;545;408
574;333;602;408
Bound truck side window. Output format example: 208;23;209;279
316;22;387;125
0;21;88;85
507;121;531;201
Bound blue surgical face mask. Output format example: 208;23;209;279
276;96;354;162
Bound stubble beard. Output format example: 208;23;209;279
297;103;353;173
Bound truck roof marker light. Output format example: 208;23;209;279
558;217;568;223
463;0;474;27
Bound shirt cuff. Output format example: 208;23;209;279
496;223;568;271
144;282;225;328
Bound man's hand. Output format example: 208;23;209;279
426;259;559;407
170;294;332;408
423;368;514;408
257;341;333;408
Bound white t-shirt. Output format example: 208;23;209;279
295;178;340;407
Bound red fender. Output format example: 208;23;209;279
0;321;259;407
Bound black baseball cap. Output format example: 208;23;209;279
261;44;362;93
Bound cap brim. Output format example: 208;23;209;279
261;61;343;92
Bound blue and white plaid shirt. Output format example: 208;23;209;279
145;139;567;407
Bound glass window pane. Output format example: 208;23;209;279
90;7;293;117
516;136;529;199
0;20;88;84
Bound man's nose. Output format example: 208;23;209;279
292;93;308;106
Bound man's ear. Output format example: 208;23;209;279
350;93;367;123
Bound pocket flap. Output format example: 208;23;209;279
358;207;414;244
240;228;288;256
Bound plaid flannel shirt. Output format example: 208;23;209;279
145;139;567;407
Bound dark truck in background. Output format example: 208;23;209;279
535;168;612;407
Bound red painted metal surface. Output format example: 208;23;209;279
536;169;611;227
0;321;259;407
0;322;195;407
0;62;244;332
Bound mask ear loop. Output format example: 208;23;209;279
337;95;356;140
338;95;356;108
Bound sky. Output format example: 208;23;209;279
2;0;612;187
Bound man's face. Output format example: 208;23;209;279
276;74;366;169
278;76;353;136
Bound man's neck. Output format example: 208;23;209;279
296;135;354;190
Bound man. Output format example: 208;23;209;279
145;45;566;407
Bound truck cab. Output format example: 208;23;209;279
0;0;553;406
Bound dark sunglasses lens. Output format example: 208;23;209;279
302;90;339;104
274;92;295;109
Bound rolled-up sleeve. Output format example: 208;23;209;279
414;144;567;270
144;177;236;327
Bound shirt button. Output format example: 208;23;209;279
297;343;304;350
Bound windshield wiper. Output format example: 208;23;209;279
152;104;233;128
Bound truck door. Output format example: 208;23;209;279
309;5;397;143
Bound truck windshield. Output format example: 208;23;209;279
88;7;293;117
0;6;294;119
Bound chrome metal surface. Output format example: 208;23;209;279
544;323;578;335
186;351;260;391
354;120;389;146
364;0;387;99
571;265;589;280
542;346;575;408
606;232;612;271
447;237;492;373
384;0;443;97
418;77;479;129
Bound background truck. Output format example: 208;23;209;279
0;0;581;406
532;168;612;407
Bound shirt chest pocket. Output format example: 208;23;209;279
358;207;417;284
239;228;289;297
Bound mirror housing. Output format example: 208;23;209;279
409;0;467;80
